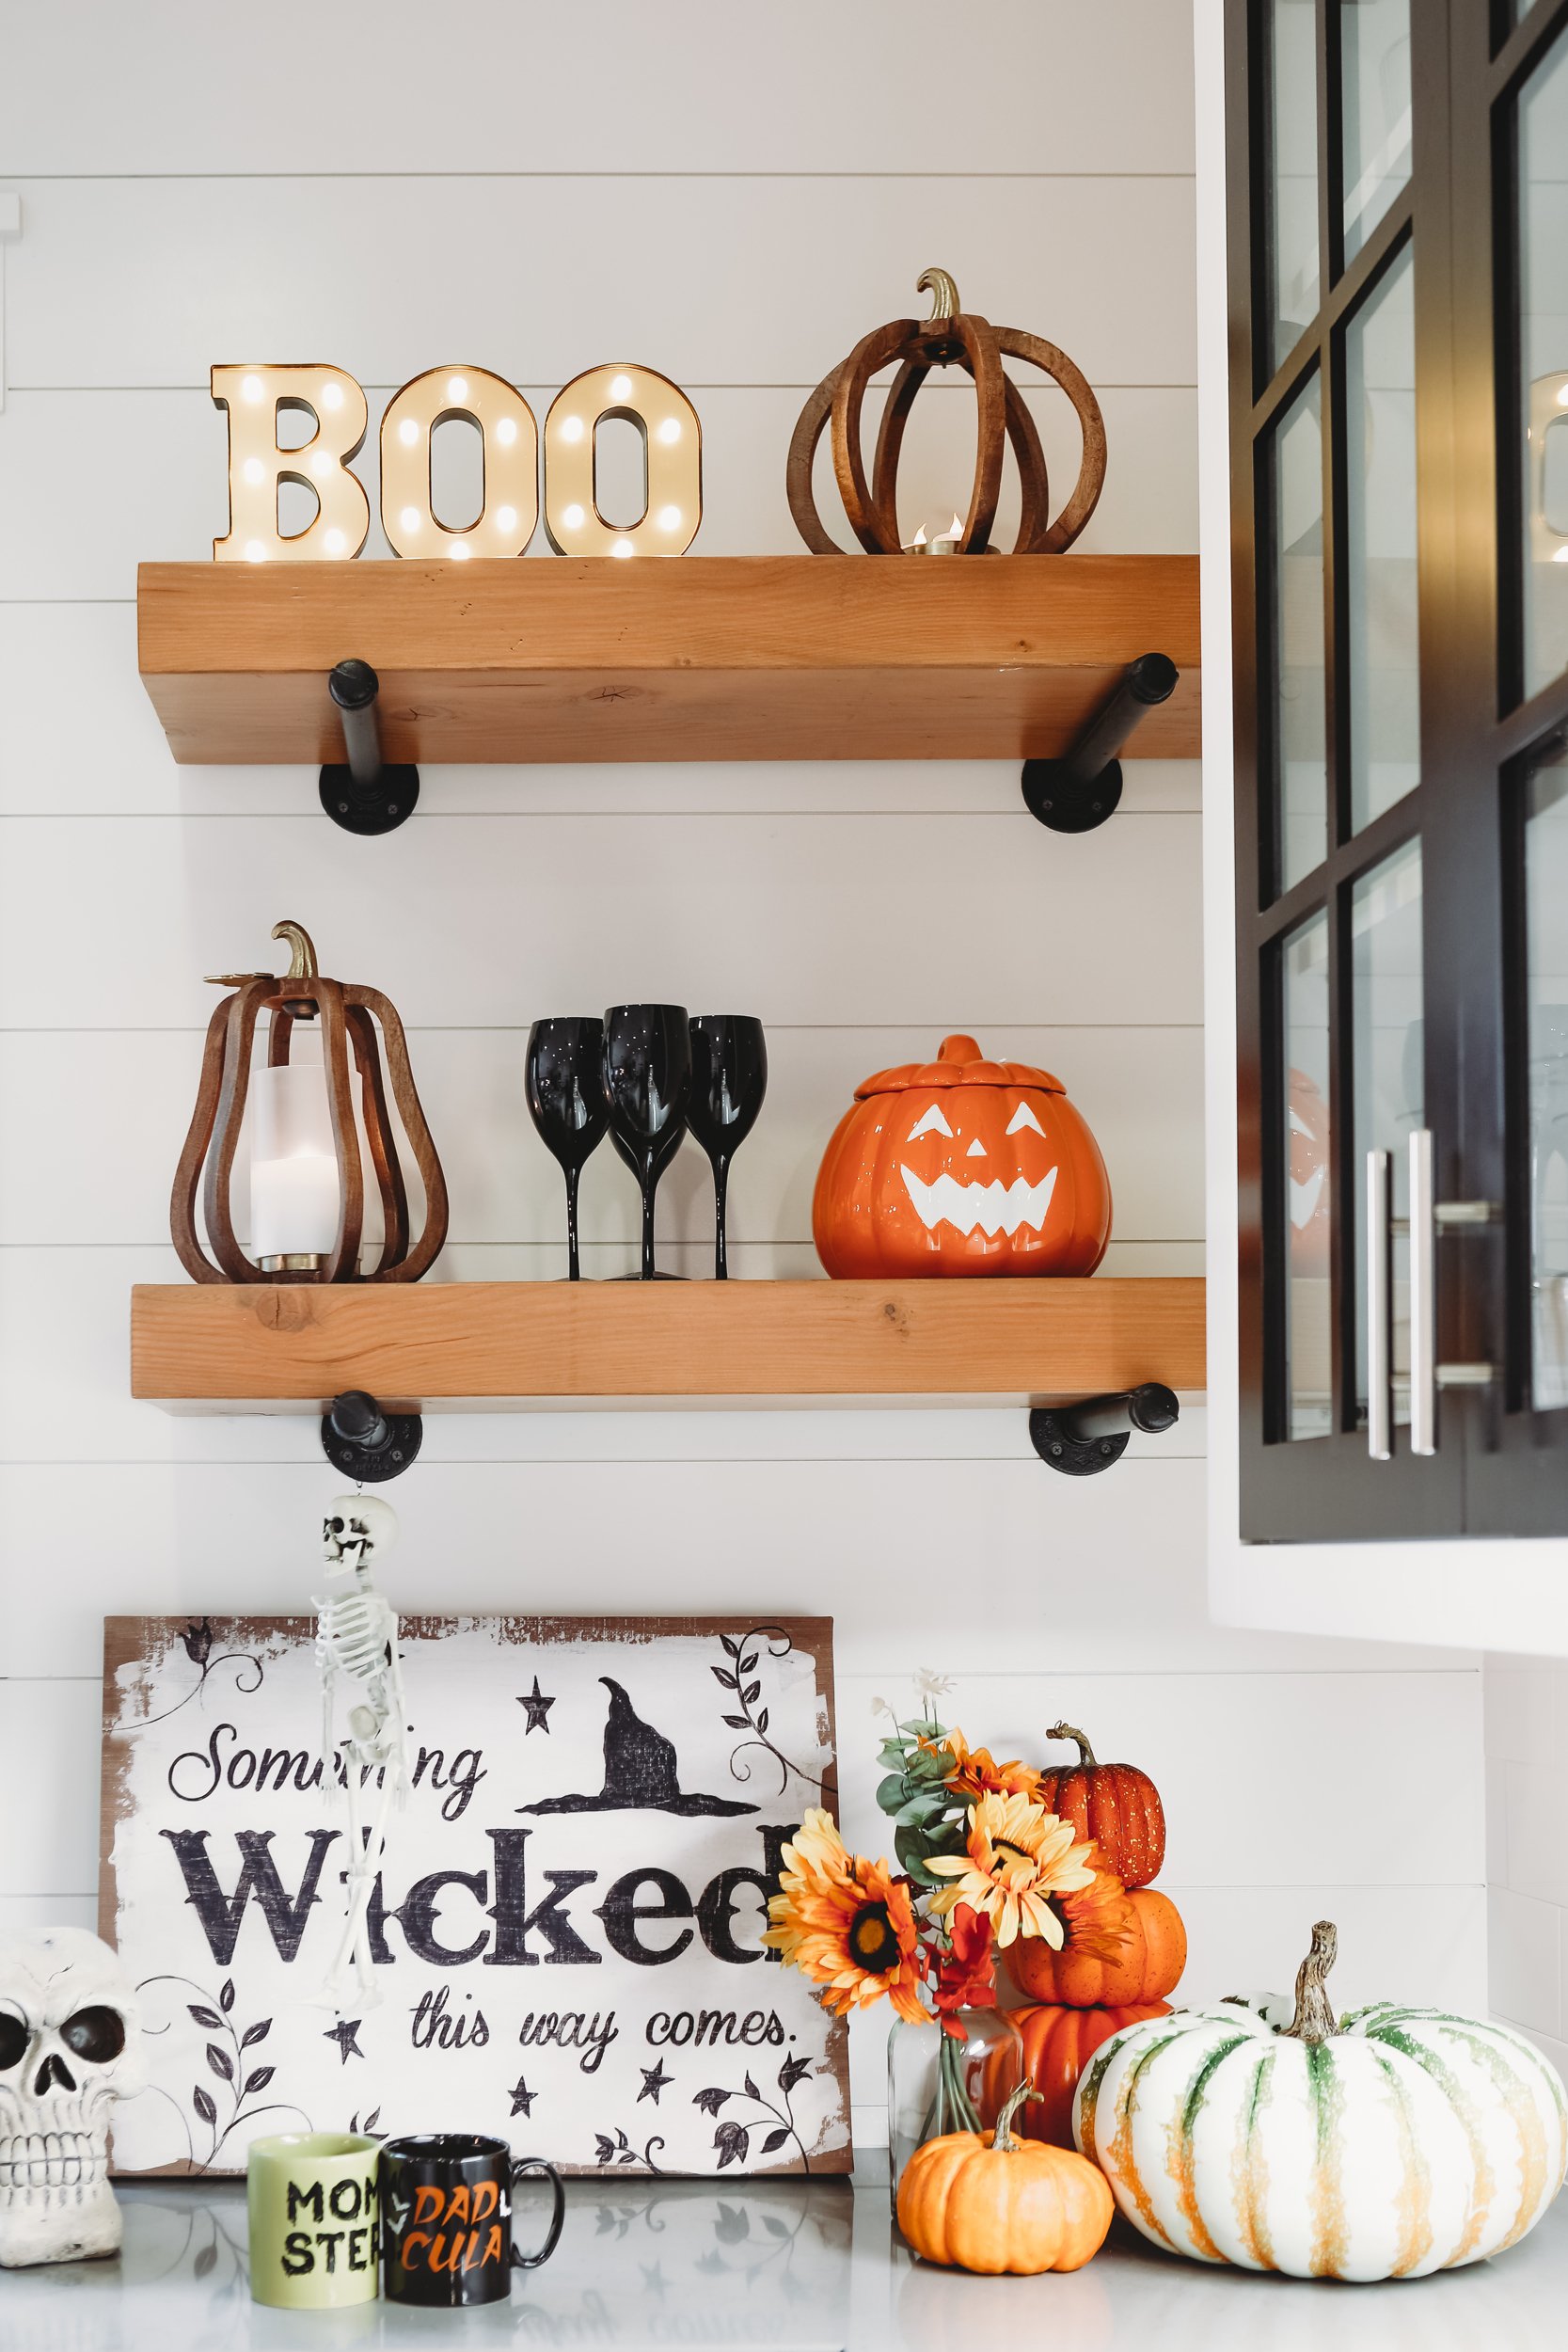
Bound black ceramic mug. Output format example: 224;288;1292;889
379;2133;564;2307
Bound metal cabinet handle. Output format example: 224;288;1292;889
1367;1149;1392;1461
1409;1129;1436;1456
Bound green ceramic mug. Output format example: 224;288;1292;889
247;2132;381;2310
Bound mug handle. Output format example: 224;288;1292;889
510;2156;565;2269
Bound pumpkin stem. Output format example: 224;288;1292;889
916;265;960;325
990;2081;1042;2153
1046;1721;1098;1769
271;919;319;983
1280;1919;1338;2043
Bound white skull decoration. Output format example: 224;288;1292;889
0;1927;144;2266
322;1493;398;1577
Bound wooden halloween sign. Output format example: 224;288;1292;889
813;1033;1112;1278
100;1616;847;2179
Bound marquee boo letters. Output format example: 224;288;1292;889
212;360;702;565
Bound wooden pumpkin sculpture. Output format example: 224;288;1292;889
1037;1721;1166;1889
1076;1921;1568;2280
813;1034;1111;1279
170;919;448;1285
1011;1872;1186;2009
788;266;1107;557
897;2084;1113;2274
1008;2001;1171;2150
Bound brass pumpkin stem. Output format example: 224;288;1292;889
990;2082;1041;2153
1047;1721;1098;1768
1280;1920;1339;2044
271;919;319;982
916;266;960;324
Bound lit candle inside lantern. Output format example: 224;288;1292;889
249;1057;340;1268
245;1035;387;1271
903;513;965;555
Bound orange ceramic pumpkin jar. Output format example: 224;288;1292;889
813;1034;1111;1279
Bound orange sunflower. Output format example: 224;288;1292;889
926;1790;1099;1947
764;1809;927;2024
940;1726;1045;1804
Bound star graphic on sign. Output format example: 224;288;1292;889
641;2262;667;2297
508;2075;537;2119
516;1677;556;1734
637;2059;673;2106
324;2018;364;2065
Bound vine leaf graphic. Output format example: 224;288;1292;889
713;1628;830;1799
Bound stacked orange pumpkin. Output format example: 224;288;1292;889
1006;1723;1187;2147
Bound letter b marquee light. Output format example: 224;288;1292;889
212;365;371;564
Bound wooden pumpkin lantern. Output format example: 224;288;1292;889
170;919;448;1285
812;1033;1111;1279
787;267;1107;557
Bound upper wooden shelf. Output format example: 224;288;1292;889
135;555;1201;768
131;1277;1206;1413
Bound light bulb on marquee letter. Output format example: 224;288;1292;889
211;364;370;563
543;363;702;557
380;366;539;559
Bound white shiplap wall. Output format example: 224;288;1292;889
0;2;1482;2155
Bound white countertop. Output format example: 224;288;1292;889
4;2172;1567;2350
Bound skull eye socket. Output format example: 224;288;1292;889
0;2014;25;2072
327;1518;345;1537
1006;1101;1046;1137
60;2007;124;2064
909;1104;954;1141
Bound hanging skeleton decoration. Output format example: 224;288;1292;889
314;1494;409;2008
0;1926;144;2267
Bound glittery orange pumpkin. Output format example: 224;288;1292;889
812;1034;1111;1279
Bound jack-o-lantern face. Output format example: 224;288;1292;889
813;1034;1112;1279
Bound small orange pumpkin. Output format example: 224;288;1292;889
1012;1880;1187;2009
1036;1720;1166;1889
1007;2001;1171;2147
812;1034;1112;1279
896;2083;1114;2274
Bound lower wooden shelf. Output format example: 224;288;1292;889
130;1278;1205;1411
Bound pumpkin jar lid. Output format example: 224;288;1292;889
854;1033;1066;1102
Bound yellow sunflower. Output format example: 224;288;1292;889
765;1840;927;2025
927;1791;1098;1947
940;1726;1045;1804
772;1806;856;1891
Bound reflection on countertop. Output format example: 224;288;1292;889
3;2171;1568;2350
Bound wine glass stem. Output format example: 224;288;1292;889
641;1166;657;1280
564;1166;581;1283
713;1157;730;1281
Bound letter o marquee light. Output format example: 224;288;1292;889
212;364;371;563
379;365;540;560
544;363;702;558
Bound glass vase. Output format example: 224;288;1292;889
886;2007;1023;2216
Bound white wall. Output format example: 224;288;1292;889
1484;1655;1568;2082
0;1;1484;2157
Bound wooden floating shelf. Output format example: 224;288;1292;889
135;554;1201;768
131;1278;1206;1413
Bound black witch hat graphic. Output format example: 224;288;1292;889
519;1677;758;1817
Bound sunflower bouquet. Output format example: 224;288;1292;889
763;1674;1115;2143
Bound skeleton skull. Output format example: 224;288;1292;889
322;1493;398;1576
0;1927;143;2266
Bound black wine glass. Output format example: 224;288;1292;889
602;1005;692;1280
525;1018;608;1281
687;1017;768;1279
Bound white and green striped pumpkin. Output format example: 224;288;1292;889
1073;1921;1567;2281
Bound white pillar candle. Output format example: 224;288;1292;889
249;1060;341;1262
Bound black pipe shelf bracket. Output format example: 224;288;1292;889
320;1389;423;1483
1029;1382;1180;1476
1022;652;1180;834
318;659;420;836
